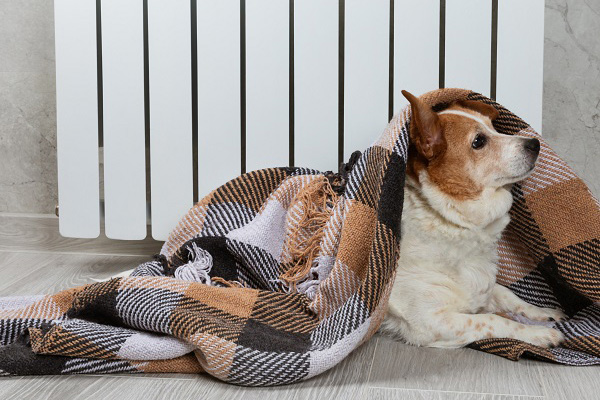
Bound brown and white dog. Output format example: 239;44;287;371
381;90;566;348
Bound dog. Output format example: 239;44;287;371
380;90;566;349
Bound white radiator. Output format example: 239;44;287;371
54;0;545;241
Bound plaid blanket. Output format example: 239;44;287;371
1;89;600;385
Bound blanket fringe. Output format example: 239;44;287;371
211;276;246;288
280;176;339;291
174;243;213;284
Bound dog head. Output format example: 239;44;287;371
403;90;540;201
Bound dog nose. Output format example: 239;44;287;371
524;138;540;155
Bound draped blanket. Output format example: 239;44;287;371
2;89;600;385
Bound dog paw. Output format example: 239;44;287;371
521;326;565;348
520;306;567;322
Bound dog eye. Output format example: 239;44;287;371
472;134;487;149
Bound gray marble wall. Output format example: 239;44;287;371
0;0;598;214
0;0;57;214
543;0;600;197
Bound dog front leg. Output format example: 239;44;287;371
426;312;564;349
488;284;566;321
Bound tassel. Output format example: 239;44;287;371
280;176;339;291
174;243;213;284
211;277;246;288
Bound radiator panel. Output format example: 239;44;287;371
148;0;194;240
294;0;339;171
445;0;493;96
344;0;391;160
101;0;147;240
54;0;546;240
393;0;440;111
55;0;101;238
497;0;545;133
245;0;290;172
196;0;242;200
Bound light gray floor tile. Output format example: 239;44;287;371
367;335;544;397
0;375;219;400
0;215;162;256
534;361;600;400
367;387;542;400
0;251;148;296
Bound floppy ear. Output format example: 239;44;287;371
455;100;499;121
402;90;445;160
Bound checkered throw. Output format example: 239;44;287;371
1;89;600;385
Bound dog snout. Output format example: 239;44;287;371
524;138;540;156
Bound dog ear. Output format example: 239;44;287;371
402;90;445;160
455;100;499;121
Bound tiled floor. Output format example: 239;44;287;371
0;214;598;400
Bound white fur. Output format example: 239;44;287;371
382;114;566;349
439;109;496;135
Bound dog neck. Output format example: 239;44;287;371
407;172;513;232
